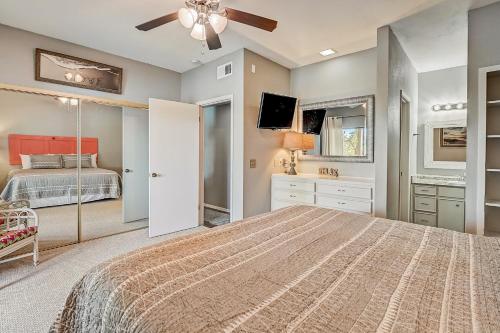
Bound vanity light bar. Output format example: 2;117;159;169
432;102;467;111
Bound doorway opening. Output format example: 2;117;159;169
200;97;232;228
398;93;411;222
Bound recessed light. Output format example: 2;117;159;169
320;49;336;57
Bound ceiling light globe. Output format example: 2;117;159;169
178;8;198;29
209;13;228;34
445;104;452;110
432;105;441;111
456;103;464;110
191;22;206;41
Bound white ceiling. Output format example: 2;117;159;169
391;0;499;73
0;0;495;73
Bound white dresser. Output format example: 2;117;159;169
271;174;375;215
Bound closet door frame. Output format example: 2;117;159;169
197;94;237;223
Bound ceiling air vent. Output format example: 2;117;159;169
217;62;232;80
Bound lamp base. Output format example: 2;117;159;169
287;150;298;175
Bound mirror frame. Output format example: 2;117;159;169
424;119;466;170
298;94;374;163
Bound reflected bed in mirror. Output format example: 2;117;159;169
424;119;467;170
299;95;374;163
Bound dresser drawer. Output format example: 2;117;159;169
413;212;437;227
316;195;371;214
414;196;436;213
414;185;437;196
316;183;372;199
438;186;465;199
273;190;315;205
273;180;315;192
271;199;296;211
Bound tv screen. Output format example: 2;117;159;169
303;109;326;135
257;93;297;129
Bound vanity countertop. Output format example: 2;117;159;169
411;175;466;187
272;173;375;185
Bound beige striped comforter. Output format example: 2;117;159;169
51;206;500;332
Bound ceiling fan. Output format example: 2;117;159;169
135;0;278;51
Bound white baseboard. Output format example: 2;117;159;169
204;203;230;213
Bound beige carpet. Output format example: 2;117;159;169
35;199;148;250
0;226;205;333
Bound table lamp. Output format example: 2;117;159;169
283;132;314;175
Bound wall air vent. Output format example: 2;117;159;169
217;62;232;80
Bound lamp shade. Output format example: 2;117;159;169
283;132;315;150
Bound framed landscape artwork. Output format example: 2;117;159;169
35;48;123;94
440;127;467;147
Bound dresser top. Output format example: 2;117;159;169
411;175;466;188
272;173;375;185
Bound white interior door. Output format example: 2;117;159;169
123;107;149;223
149;99;200;237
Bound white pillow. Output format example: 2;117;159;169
91;154;98;168
20;154;32;169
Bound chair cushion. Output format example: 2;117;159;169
0;226;37;250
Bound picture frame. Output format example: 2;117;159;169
440;127;467;147
35;48;123;94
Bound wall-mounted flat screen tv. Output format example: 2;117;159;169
257;92;297;129
302;109;326;135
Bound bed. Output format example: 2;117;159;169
0;168;121;208
2;134;121;208
50;205;500;333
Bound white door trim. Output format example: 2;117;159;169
197;94;237;222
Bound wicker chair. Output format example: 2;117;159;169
0;200;39;266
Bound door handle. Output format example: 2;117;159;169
151;172;159;177
124;169;132;173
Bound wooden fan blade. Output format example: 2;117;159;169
225;8;277;32
136;12;178;31
206;23;222;50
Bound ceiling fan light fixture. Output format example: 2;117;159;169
209;13;228;34
178;7;198;28
191;22;206;41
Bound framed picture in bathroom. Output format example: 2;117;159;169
440;127;467;147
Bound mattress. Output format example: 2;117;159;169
51;206;500;333
1;168;121;208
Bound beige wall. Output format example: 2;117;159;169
243;50;291;217
0;91;122;190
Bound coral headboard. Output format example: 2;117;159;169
8;134;99;165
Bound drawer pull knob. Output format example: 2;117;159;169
456;204;460;207
421;220;428;223
421;203;429;206
290;184;296;187
290;195;296;198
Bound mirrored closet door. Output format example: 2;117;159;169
0;90;79;251
79;101;148;241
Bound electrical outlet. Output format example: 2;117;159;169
251;64;256;73
250;159;256;168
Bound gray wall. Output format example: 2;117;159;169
0;24;181;103
204;103;231;209
181;50;245;220
291;48;377;178
243;50;291;217
417;66;467;176
0;91;122;190
375;26;418;219
467;1;500;233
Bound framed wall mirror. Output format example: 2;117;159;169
424;119;467;170
298;95;374;163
